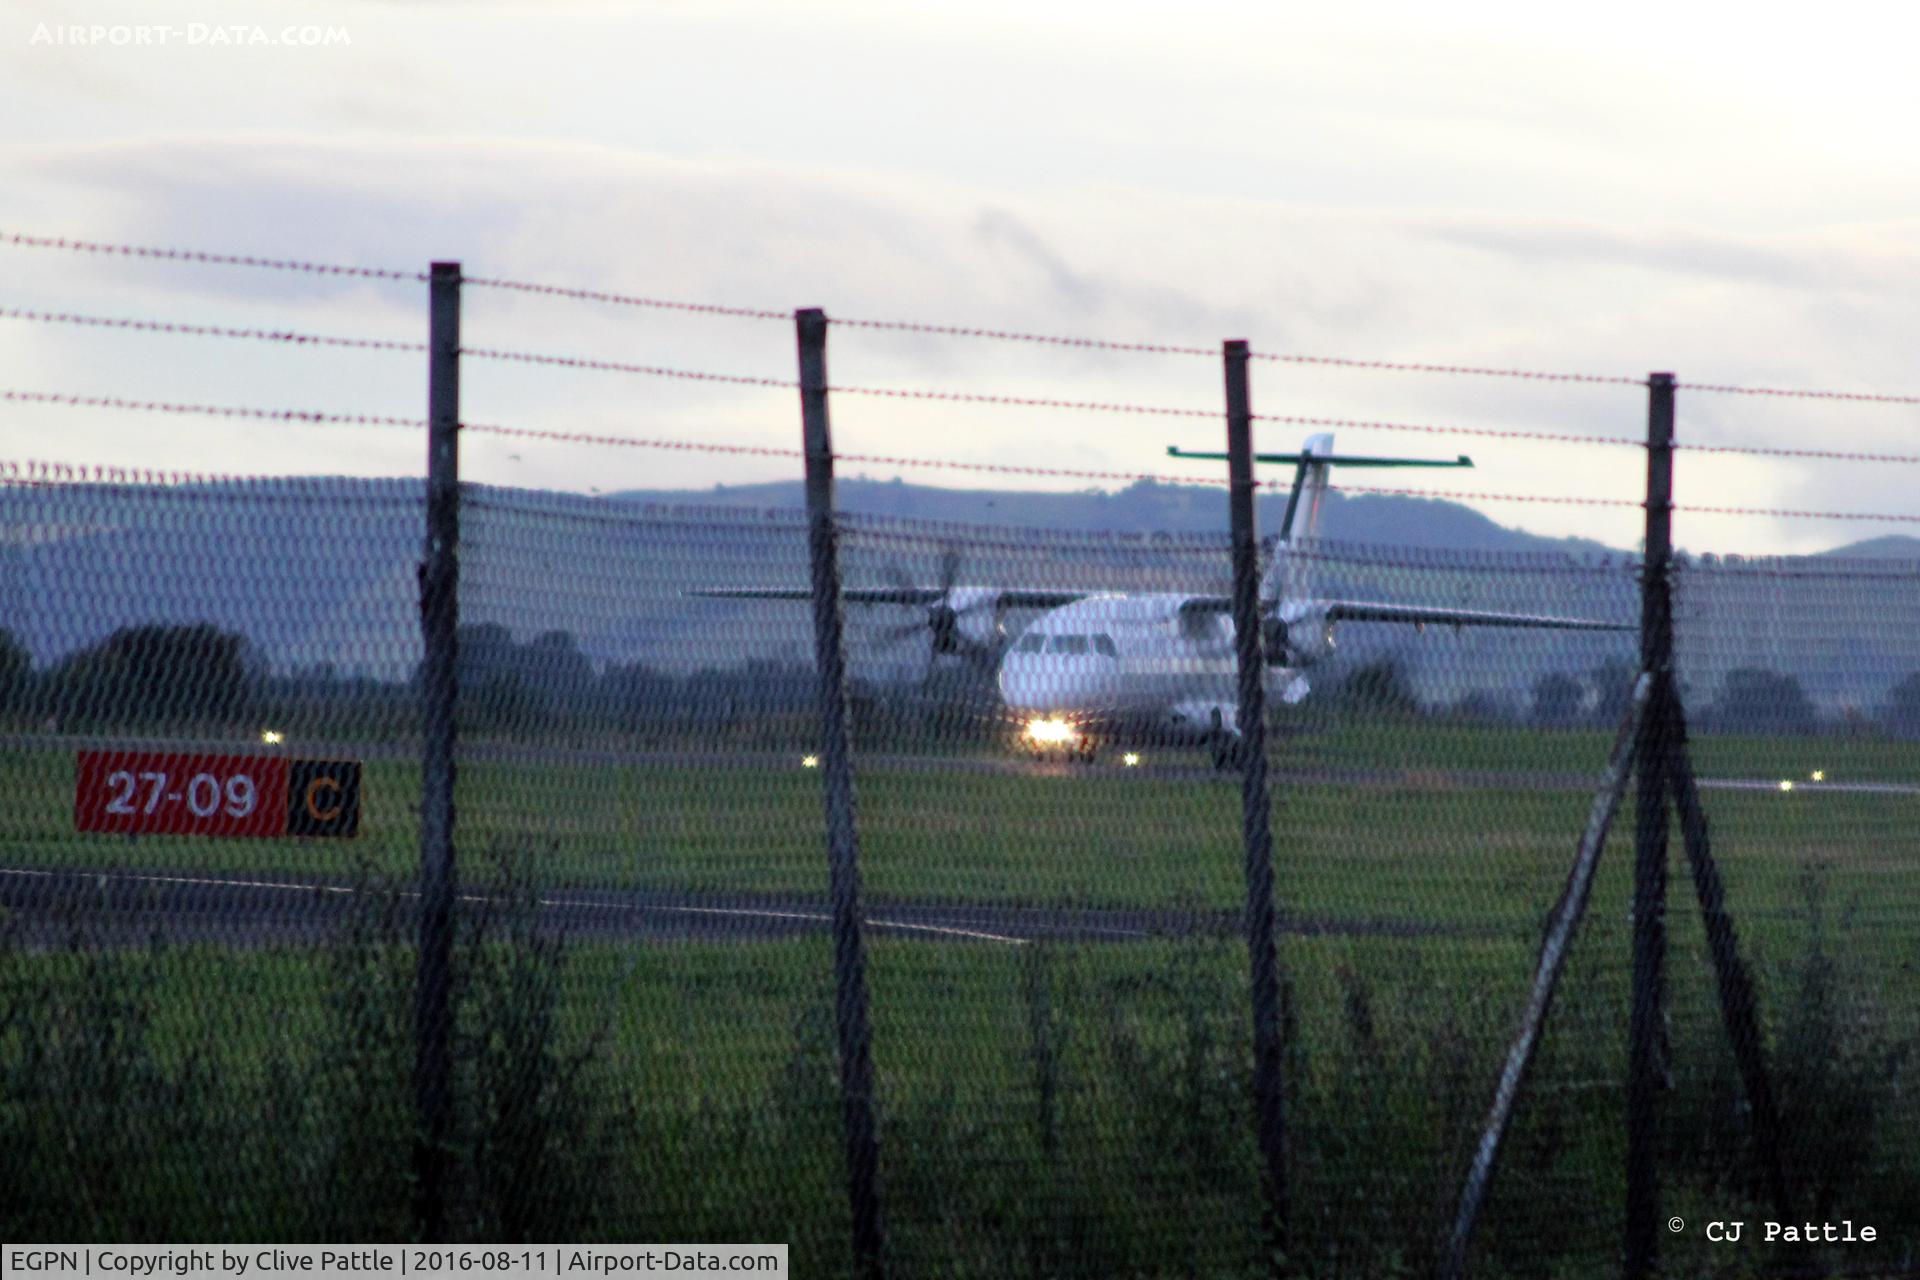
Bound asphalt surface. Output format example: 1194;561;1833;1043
16;730;1917;792
6;735;1908;948
0;866;1503;949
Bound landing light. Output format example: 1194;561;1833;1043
1025;717;1078;745
801;754;820;769
1810;770;1826;782
1778;780;1794;793
260;730;284;746
1123;753;1142;767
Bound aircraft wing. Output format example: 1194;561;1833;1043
691;587;1091;608
1316;600;1633;632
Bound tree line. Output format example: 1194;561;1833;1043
0;623;815;743
1311;655;1920;738
10;623;1920;742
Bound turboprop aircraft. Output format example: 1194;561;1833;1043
695;434;1631;766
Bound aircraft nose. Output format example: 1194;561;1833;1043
998;655;1043;711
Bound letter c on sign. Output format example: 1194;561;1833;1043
306;777;342;822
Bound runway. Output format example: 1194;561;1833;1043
0;866;1495;950
12;731;1916;794
4;735;1907;948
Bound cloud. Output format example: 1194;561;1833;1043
1411;211;1920;296
5;132;1918;555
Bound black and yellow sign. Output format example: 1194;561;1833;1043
287;759;362;838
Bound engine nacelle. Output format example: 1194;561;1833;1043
1168;700;1239;738
929;587;1006;652
1271;602;1336;667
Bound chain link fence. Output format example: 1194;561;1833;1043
4;458;1915;1275
2;235;1917;1276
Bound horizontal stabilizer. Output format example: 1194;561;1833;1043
1166;446;1473;469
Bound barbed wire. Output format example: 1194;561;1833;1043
1678;380;1920;408
456;354;1920;455
1;231;423;283
461;348;794;391
20;386;1918;521
463;422;799;463
391;345;1662;439
14;229;1920;403
461;421;1228;487
0;389;422;429
1679;441;1920;465
18;364;1920;506
13;306;1920;463
0;388;1223;486
462;275;787;321
0;307;426;353
1256;413;1637;449
1675;502;1920;524
16;384;1920;518
463;275;1655;385
1256;352;1643;386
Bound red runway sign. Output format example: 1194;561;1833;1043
75;750;360;839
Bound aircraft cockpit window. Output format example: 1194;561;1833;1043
1049;635;1090;655
1092;634;1119;658
1015;633;1046;653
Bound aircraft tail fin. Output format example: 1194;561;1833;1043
1279;432;1336;544
1164;433;1475;601
1165;436;1474;544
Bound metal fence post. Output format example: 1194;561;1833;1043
1626;371;1675;1278
1669;739;1791;1218
1443;674;1651;1280
414;259;461;1243
1224;339;1290;1270
796;307;887;1279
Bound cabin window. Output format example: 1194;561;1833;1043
1049;635;1090;655
1092;634;1119;658
1016;633;1046;653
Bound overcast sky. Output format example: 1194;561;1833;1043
5;0;1919;554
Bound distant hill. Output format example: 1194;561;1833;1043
1817;535;1920;560
607;477;1619;558
3;474;1916;713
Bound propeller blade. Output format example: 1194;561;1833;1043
882;561;919;595
951;633;1003;677
937;546;961;596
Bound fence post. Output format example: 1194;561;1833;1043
1224;339;1290;1270
1669;740;1791;1218
1442;674;1651;1279
1626;371;1675;1278
413;259;461;1243
796;307;887;1279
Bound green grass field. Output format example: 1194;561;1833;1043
7;723;1918;926
4;921;1914;1274
4;722;1917;1273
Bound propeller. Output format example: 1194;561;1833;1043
876;546;1005;680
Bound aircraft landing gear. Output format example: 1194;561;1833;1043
1209;736;1246;772
1207;708;1243;773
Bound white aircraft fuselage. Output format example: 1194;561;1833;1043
995;593;1306;747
